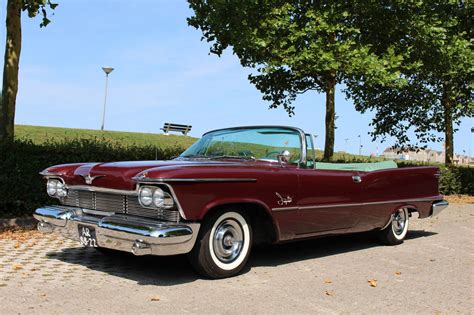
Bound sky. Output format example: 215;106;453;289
0;0;472;156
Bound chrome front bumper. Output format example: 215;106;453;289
33;206;200;256
430;200;449;217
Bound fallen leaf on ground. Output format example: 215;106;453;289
324;279;332;284
368;279;377;287
444;194;474;204
325;290;335;296
395;271;402;276
14;243;20;249
13;264;23;270
150;296;160;302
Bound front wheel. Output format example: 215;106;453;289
188;210;252;278
378;208;409;245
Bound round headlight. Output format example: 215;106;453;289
140;187;153;206
153;188;165;207
47;180;58;196
56;182;67;198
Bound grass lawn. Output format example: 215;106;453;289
15;125;197;149
14;125;386;162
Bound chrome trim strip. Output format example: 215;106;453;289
133;177;257;183
67;185;139;196
40;171;65;177
271;197;442;212
151;183;187;220
272;206;299;212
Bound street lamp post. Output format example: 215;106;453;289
101;67;114;131
358;135;362;155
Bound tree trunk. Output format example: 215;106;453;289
442;84;454;166
323;71;336;161
0;0;22;142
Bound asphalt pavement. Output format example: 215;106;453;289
0;203;472;314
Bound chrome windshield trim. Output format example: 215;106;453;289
198;125;307;168
133;177;257;183
271;197;442;212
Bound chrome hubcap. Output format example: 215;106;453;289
392;209;407;235
213;219;244;263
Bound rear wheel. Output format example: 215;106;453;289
378;208;409;245
188;210;252;278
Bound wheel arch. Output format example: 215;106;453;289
381;204;418;230
200;200;279;245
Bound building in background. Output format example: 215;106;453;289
382;147;473;165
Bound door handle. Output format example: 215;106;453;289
352;175;362;183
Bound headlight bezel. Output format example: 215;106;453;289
139;185;175;209
46;178;68;199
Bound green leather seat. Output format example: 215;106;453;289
315;160;398;172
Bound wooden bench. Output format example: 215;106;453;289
161;123;192;136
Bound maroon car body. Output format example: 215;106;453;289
34;126;448;278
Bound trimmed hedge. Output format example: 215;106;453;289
0;139;472;218
0;138;184;218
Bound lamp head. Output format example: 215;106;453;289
102;67;114;75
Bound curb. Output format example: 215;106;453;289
0;216;36;229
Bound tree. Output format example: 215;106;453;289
346;2;473;165
188;1;402;160
0;0;57;142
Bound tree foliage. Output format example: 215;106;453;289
188;1;403;160
345;1;473;165
0;0;57;142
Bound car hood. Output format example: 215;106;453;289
44;159;264;190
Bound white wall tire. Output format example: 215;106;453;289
378;208;409;245
188;209;253;278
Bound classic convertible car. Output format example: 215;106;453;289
34;126;448;278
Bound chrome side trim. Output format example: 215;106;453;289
133;177;257;183
272;206;299;212
271;197;441;212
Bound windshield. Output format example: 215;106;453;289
180;127;302;164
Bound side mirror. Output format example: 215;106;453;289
277;150;290;167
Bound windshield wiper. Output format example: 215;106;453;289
209;155;256;160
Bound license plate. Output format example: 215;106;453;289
78;225;98;247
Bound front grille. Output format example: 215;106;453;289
61;190;180;222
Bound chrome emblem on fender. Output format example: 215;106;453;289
81;174;105;185
276;192;293;206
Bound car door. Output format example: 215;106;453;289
295;168;364;235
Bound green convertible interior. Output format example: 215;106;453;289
315;160;398;172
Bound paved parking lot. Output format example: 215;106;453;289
0;203;472;314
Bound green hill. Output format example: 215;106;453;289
15;125;197;148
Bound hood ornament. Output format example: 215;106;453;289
81;174;105;185
275;192;293;206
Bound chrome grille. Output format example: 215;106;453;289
61;190;180;222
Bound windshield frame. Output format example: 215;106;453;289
181;125;308;168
